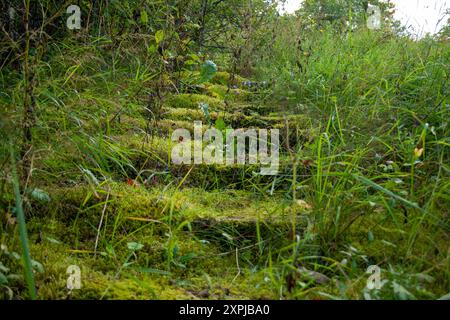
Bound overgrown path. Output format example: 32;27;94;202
3;71;322;299
2;66;448;300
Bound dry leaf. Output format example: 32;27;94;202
6;213;16;226
296;200;313;210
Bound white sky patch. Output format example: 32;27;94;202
277;0;302;14
393;0;448;36
277;0;449;36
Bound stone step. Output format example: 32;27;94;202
35;183;310;232
105;134;314;190
161;106;308;128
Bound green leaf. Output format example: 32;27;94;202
368;231;374;243
351;174;423;212
140;10;148;24
122;261;136;268
214;118;226;131
45;236;61;245
9;144;36;299
81;168;99;186
0;262;9;273
179;252;196;263
221;232;233;242
7;274;21;282
11;252;20;260
0;272;8;285
31;259;44;273
147;44;156;54
155;30;164;44
198;103;211;124
393;281;416;300
189;53;200;62
127;242;144;251
199;60;217;83
438;292;450;300
30;188;51;203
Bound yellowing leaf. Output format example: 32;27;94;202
414;147;424;158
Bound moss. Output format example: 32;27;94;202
110;114;146;134
206;84;252;102
173;188;292;222
206;84;228;99
80;275;190;299
31;180;299;240
210;71;231;86
163;107;217;122
165;94;225;111
210;71;247;87
227;103;275;116
161;107;310;132
155;119;196;136
179;70;201;82
6;203;286;299
43;182;169;219
15;240;190;299
109;133;298;189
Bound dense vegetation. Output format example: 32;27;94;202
0;0;449;300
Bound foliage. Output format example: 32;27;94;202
0;0;448;300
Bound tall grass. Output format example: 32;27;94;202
0;6;448;300
9;141;37;299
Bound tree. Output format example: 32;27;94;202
297;0;395;31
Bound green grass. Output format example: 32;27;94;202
0;21;448;300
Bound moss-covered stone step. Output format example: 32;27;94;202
210;71;248;86
163;90;270;112
20;188;284;299
33;126;316;190
74;133;312;191
18;230;277;299
28;183;311;262
161;106;310;127
116;132;291;164
30;182;309;225
226;103;278;116
178;70;249;87
165;94;226;111
25;182;314;287
113;134;297;185
205;84;252;101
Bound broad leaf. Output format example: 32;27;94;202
155;30;164;44
199;60;217;83
30;188;51;203
127;242;144;251
140;10;148;25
